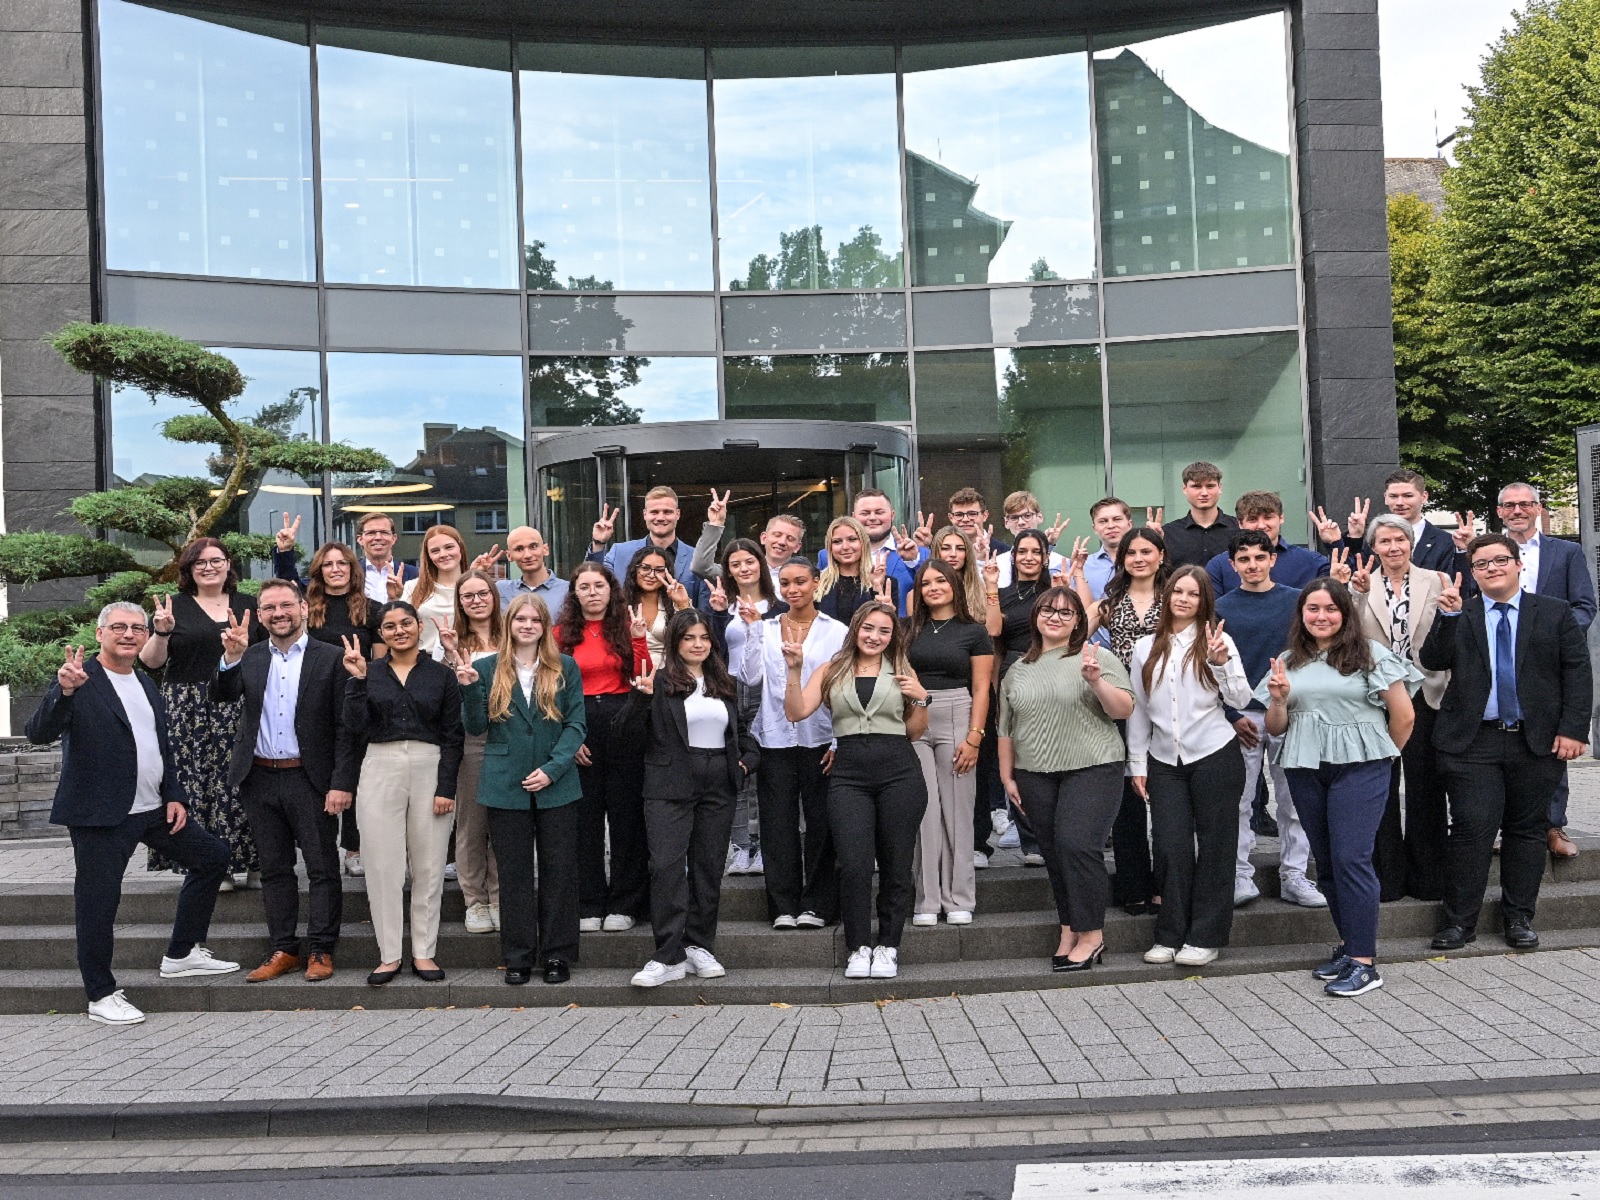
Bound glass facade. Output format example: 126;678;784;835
99;3;1308;560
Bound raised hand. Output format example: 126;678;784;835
1205;619;1231;665
868;548;889;592
1309;506;1342;546
1069;535;1092;572
982;555;1000;589
1347;497;1372;540
706;488;730;527
435;620;459;664
780;636;805;671
1145;506;1164;533
340;633;367;679
1044;513;1070;544
1080;644;1104;684
1328;546;1354;584
470;544;504;573
913;511;936;547
275;511;302;553
150;593;175;635
1349;553;1376;594
893;525;921;563
631;663;656;695
1267;656;1291;705
978;526;995;562
628;604;648;640
1451;511;1477;552
384;561;405;600
221;608;252;663
737;597;761;626
664;575;691;611
708;577;729;613
57;646;88;695
453;657;479;686
591;504;621;546
1437;571;1463;613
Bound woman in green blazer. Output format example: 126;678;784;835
456;593;585;985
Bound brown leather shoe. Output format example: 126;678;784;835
245;950;303;982
1549;827;1580;859
305;952;334;982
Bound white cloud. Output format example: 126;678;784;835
1380;0;1522;160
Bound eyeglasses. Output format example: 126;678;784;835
379;620;417;634
192;558;228;570
949;509;984;521
1039;608;1076;623
1498;501;1539;510
1470;555;1518;571
637;565;669;576
460;590;494;604
103;623;149;636
1007;511;1042;524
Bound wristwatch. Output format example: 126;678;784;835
909;695;932;708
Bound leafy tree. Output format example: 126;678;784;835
523;239;648;426
730;224;902;291
0;324;388;688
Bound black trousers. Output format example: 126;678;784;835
1402;702;1449;902
828;734;928;950
486;801;580;969
644;751;738;964
1109;720;1154;906
240;765;342;955
1016;762;1123;933
1439;723;1564;932
71;807;230;1001
1376;761;1408;902
576;693;649;920
339;799;360;854
1148;741;1245;950
759;744;838;922
974;703;1001;853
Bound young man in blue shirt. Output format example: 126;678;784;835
1207;490;1330;597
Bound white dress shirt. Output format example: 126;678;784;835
1126;625;1252;774
1516;532;1541;596
739;610;848;749
254;633;307;760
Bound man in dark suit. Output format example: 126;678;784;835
26;603;239;1026
1496;482;1598;858
1420;534;1592;952
1324;468;1470;575
354;511;418;603
214;579;359;983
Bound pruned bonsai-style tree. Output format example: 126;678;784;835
0;324;389;688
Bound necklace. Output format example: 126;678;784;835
929;616;955;634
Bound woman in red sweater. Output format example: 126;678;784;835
556;563;652;933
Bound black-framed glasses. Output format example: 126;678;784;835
1498;501;1539;510
1039;608;1076;622
637;564;669;576
1470;555;1517;571
192;557;229;570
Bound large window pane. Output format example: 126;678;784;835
1107;333;1306;541
326;354;526;564
903;40;1093;285
520;45;713;291
99;1;313;280
318;30;517;287
530;356;718;427
724;353;909;422
915;346;1104;523
713;47;903;292
540;457;601;578
1095;13;1293;277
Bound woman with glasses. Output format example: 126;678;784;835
999;587;1135;972
140;537;264;889
625;545;694;668
437;569;504;937
340;600;464;986
816;516;897;621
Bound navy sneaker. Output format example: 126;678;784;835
1312;945;1351;981
1324;959;1383;998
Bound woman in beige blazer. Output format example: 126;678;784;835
1353;512;1450;903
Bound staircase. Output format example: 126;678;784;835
2;837;1598;1012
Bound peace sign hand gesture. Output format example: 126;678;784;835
1329;546;1354;584
1451;512;1477;552
340;634;368;679
1069;535;1092;572
1349;553;1376;594
709;577;729;613
913;512;936;547
220;608;252;664
1309;506;1343;546
1205;619;1232;665
665;575;691;611
1080;644;1104;685
628;604;649;640
706;488;731;527
737;597;761;626
894;525;921;563
1266;656;1291;705
275;511;302;553
868;548;889;592
1045;513;1070;544
1347;497;1372;540
1437;572;1463;614
1145;506;1164;533
780;635;806;671
435;620;459;664
591;505;621;547
57;646;88;695
982;555;1000;589
384;561;405;600
150;593;175;635
470;544;503;573
631;663;656;695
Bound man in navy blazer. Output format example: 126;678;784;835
353;511;418;603
1497;482;1598;856
584;485;708;608
26;602;238;1026
1324;468;1469;576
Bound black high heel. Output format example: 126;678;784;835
1052;944;1104;973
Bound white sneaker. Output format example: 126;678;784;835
87;989;145;1026
489;904;500;930
746;850;764;875
1143;944;1178;964
443;862;459;882
973;851;990;870
997;823;1021;849
1281;875;1329;908
631;960;687;988
991;809;1011;837
1021;852;1046;867
243;871;260;890
579;916;603;933
159;947;240;978
684;946;725;978
1234;879;1261;906
1175;944;1219;967
465;902;496;934
217;877;235;893
844;946;873;978
796;911;826;928
344;853;364;877
726;847;750;876
869;946;898;979
602;914;635;932
945;910;973;926
772;914;798;930
911;913;938;928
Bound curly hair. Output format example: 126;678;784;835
556;562;635;676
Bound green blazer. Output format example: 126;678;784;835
459;653;586;810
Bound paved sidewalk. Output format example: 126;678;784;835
2;948;1599;1110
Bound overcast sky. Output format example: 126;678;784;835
1380;0;1524;160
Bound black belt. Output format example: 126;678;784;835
1482;719;1524;733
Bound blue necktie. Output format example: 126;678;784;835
1494;601;1522;724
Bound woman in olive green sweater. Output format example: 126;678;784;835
456;593;586;985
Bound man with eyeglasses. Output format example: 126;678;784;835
993;490;1066;588
354;512;417;604
1421;533;1591;954
1495;482;1596;859
26;602;240;1027
946;488;1011;559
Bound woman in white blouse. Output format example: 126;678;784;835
1128;565;1253;968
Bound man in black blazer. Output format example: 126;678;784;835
1420;534;1592;951
1322;468;1469;575
214;579;359;983
27;603;238;1027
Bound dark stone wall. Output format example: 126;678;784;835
1292;0;1401;514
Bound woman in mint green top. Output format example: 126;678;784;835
455;593;586;984
1259;579;1418;1001
998;586;1135;974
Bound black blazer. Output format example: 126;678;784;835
26;658;189;827
626;684;759;799
1419;592;1592;757
212;637;362;795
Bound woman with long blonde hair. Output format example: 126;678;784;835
455;593;586;986
403;524;469;657
817;516;896;620
929;525;988;623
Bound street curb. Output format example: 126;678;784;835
1;1070;1594;1144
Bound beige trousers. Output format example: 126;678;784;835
912;688;978;915
454;733;500;908
356;740;454;962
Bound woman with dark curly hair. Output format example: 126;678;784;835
139;537;265;887
623;544;694;668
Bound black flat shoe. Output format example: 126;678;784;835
411;962;446;982
367;966;400;987
543;958;570;984
1504;920;1540;950
1053;945;1104;973
505;967;531;985
1430;925;1475;951
1122;902;1149;916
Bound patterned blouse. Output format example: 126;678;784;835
1105;592;1161;668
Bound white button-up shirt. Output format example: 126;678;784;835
1126;625;1252;774
738;610;848;749
256;633;307;760
1516;533;1541;597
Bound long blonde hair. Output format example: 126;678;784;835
817;515;872;599
487;593;564;723
929;525;987;621
410;524;467;608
